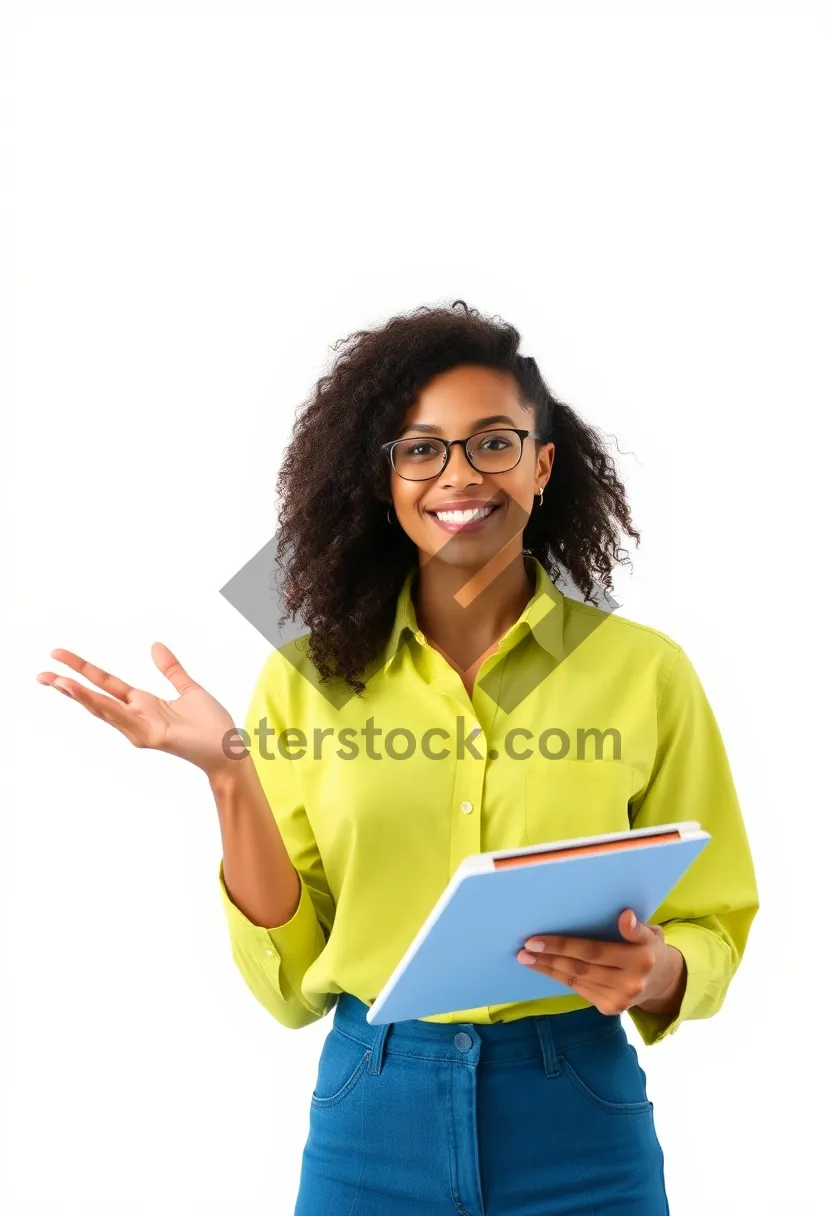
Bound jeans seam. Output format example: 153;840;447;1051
330;1026;367;1049
445;1060;475;1216
558;1056;653;1114
558;1026;622;1051
333;1024;623;1062
309;1048;371;1109
344;1071;367;1216
562;1070;598;1216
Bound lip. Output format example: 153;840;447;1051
424;500;503;535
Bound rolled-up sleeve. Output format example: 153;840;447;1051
627;645;759;1046
217;656;336;1029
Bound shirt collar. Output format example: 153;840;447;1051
379;554;565;672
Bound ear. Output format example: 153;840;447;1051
537;441;555;486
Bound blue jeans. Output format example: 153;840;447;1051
295;991;669;1215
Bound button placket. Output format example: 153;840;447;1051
449;716;486;870
433;678;486;872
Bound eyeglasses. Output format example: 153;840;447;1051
381;428;539;482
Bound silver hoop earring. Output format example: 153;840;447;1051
387;506;395;525
537;487;544;506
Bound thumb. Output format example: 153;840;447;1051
151;642;201;696
618;909;656;944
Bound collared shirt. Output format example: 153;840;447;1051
218;555;758;1044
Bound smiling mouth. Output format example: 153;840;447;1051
425;502;502;531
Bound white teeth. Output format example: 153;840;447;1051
433;505;495;524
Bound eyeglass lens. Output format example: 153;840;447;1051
392;429;523;480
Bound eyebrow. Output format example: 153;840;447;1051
398;414;519;437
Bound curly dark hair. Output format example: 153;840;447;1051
274;299;640;698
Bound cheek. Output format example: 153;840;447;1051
391;483;428;533
495;469;536;513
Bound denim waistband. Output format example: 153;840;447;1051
332;992;622;1076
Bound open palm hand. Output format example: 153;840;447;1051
36;642;242;778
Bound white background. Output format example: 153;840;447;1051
5;1;830;1213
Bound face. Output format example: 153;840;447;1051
387;364;555;569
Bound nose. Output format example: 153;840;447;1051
438;442;483;489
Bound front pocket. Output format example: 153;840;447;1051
559;1030;653;1115
310;1027;371;1109
523;759;634;846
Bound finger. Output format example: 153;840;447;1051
151;642;200;696
36;672;75;698
519;953;621;991
523;934;643;969
37;671;83;696
43;674;135;729
535;962;623;1006
618;909;656;945
49;648;134;702
519;951;647;984
535;962;645;1013
530;953;651;992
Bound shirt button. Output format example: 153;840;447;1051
460;800;473;814
454;1032;473;1052
264;949;274;957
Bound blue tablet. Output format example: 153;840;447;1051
365;822;710;1024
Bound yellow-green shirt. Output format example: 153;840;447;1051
218;555;758;1045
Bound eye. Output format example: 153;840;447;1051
474;434;511;452
399;440;443;459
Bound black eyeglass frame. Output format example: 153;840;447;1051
381;428;540;481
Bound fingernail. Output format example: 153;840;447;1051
629;912;637;930
525;940;546;952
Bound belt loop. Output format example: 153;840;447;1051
367;1020;392;1076
533;1015;561;1079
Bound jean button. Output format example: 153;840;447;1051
454;1031;473;1052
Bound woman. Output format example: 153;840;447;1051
37;300;758;1215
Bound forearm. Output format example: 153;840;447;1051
210;753;301;930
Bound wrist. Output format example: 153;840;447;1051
205;749;255;791
638;944;687;1015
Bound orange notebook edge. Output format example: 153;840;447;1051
492;830;683;870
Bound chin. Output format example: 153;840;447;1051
415;532;508;569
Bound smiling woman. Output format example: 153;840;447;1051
38;299;758;1216
227;300;755;1213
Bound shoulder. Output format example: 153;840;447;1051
564;593;681;651
250;631;316;701
251;630;367;714
561;593;685;690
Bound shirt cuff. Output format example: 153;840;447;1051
218;859;327;1014
628;921;723;1046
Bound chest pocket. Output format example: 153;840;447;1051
523;760;634;846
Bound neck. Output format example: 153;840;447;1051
412;547;534;670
